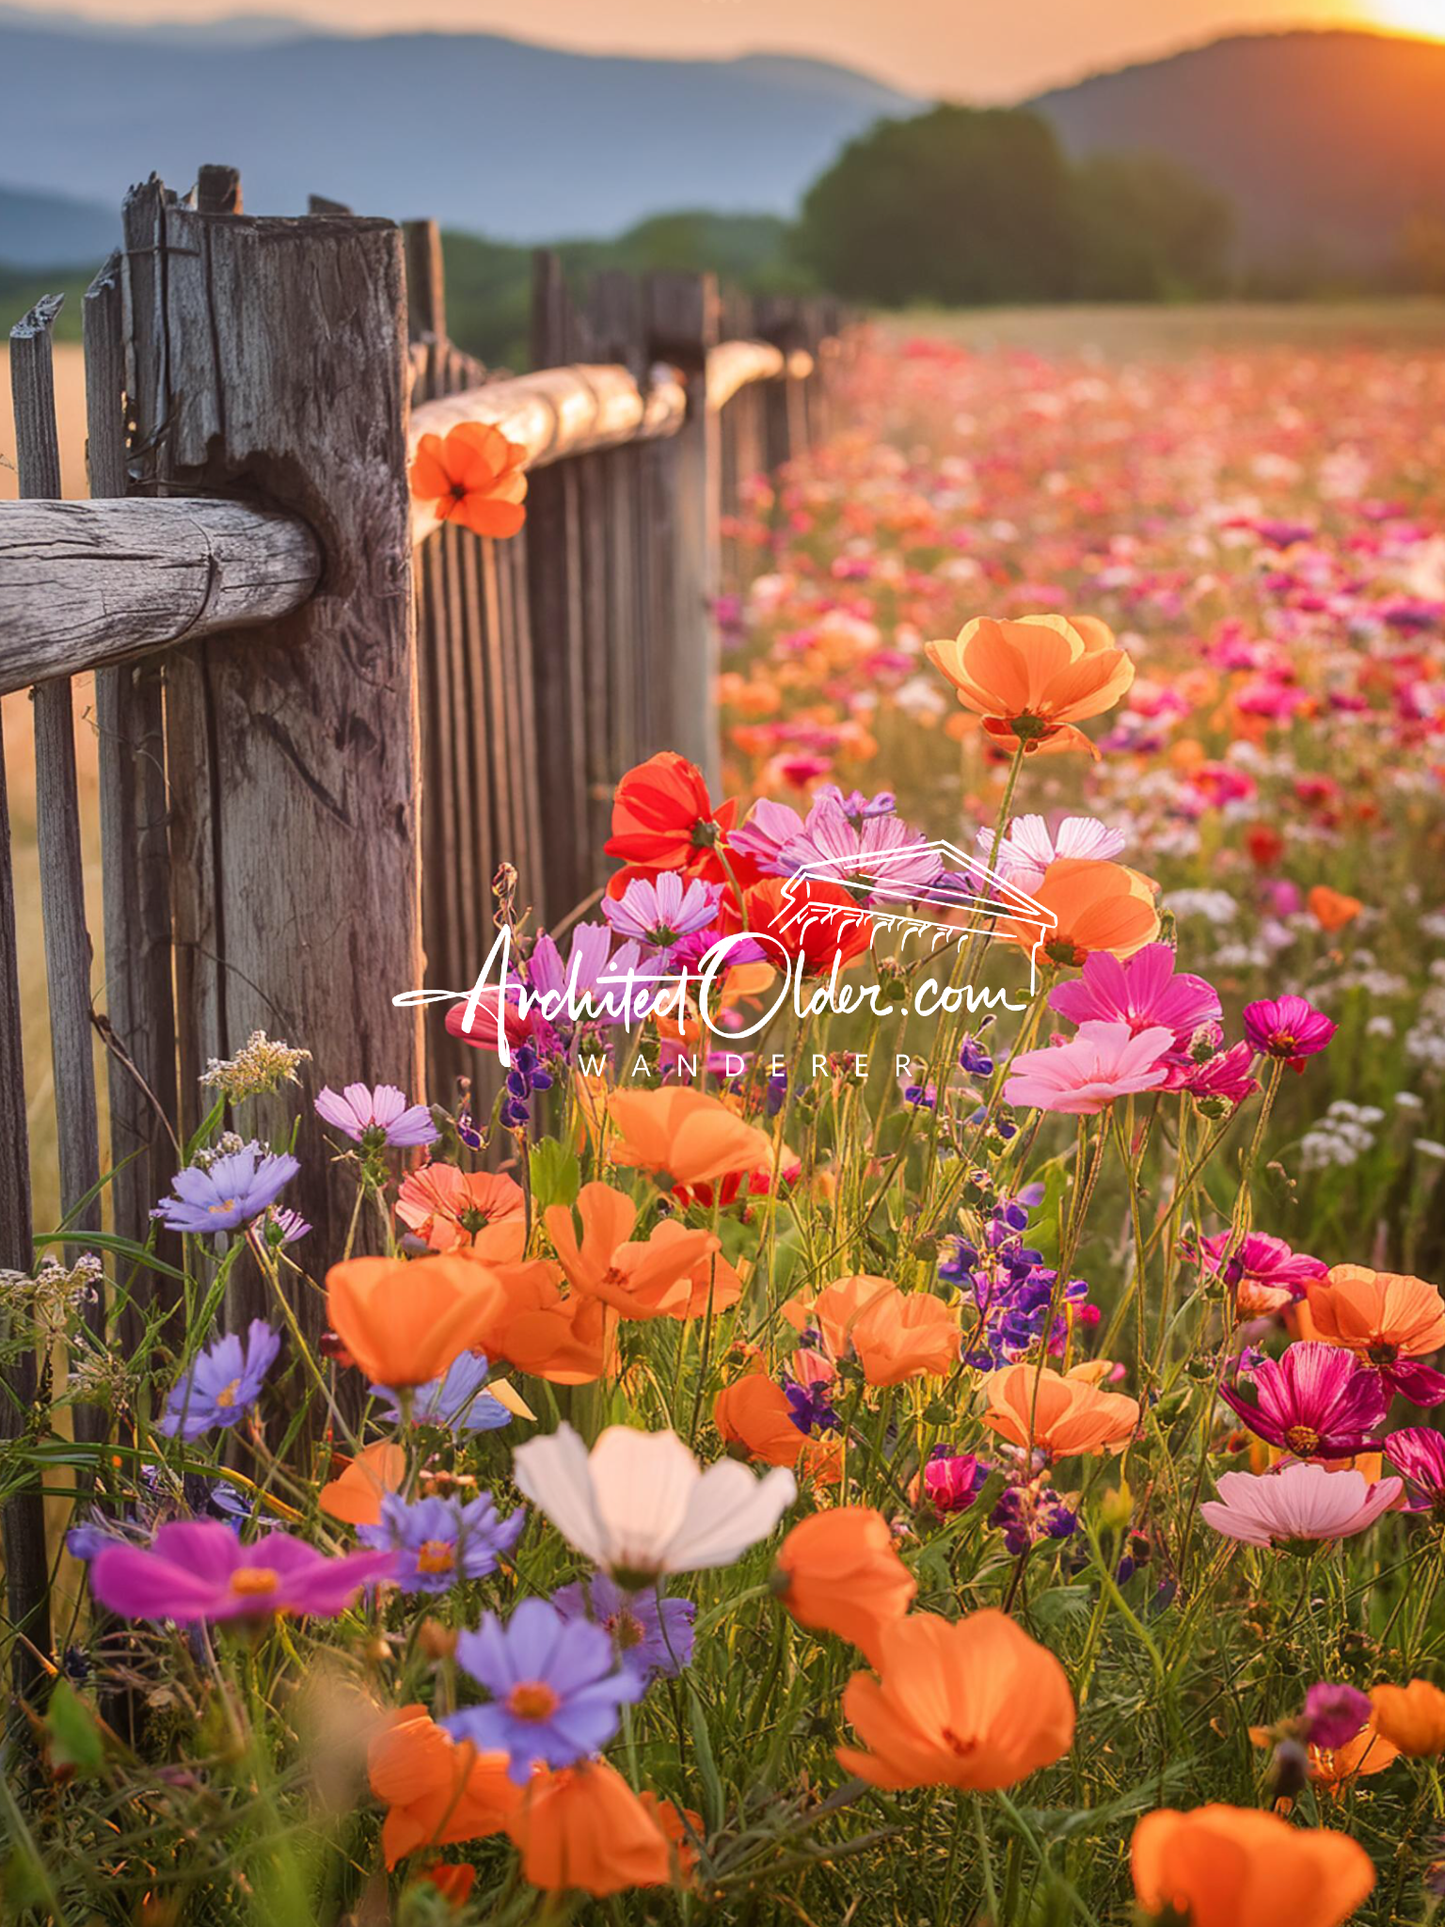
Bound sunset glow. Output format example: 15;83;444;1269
1368;0;1445;32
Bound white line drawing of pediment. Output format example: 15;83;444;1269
776;838;1057;992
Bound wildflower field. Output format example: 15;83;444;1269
9;313;1445;1927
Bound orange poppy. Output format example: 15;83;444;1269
410;420;528;539
1307;1716;1399;1791
850;1286;961;1386
981;1363;1140;1459
504;1760;675;1896
638;1794;702;1884
492;1276;617;1385
774;1506;916;1666
1307;885;1363;933
318;1439;407;1527
652;1225;745;1320
367;1704;519;1867
413;1864;475;1907
1370;1679;1445;1756
607;1087;774;1189
836;1608;1074;1790
923;614;1135;758
781;1274;897;1360
326;1254;506;1389
545;1182;720;1321
1130;1804;1375;1927
1001;858;1160;967
1304;1265;1445;1363
396;1165;524;1254
714;1375;806;1467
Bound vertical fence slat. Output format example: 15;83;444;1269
88;252;181;1335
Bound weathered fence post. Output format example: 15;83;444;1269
121;170;421;1330
646;271;721;789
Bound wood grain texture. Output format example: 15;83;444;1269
705;339;784;413
122;177;421;1327
87;254;181;1317
0;497;320;695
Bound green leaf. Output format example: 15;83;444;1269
528;1139;580;1211
44;1681;105;1779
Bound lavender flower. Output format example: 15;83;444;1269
602;873;720;955
370;1351;511;1437
444;1597;643;1783
158;1320;281;1441
552;1572;696;1685
315;1082;438;1149
357;1490;523;1594
153;1144;299;1236
939;1189;1094;1367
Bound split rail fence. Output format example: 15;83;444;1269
0;165;843;1688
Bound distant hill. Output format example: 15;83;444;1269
1030;30;1445;275
0;184;116;269
0;18;917;242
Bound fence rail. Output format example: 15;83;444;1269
0;163;846;1694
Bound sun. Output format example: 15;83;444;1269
1368;0;1445;34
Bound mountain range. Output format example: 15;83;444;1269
1;14;1442;277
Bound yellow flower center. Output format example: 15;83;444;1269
215;1378;242;1410
506;1680;560;1723
605;1609;646;1651
208;1198;239;1215
230;1566;280;1597
416;1539;457;1575
1285;1424;1321;1454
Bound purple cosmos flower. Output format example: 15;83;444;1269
444;1597;642;1784
357;1490;523;1594
158;1319;281;1442
370;1351;511;1436
778;796;946;898
315;1082;438;1149
1220;1342;1389;1459
602;873;720;954
552;1572;696;1685
87;1520;392;1624
1301;1682;1372;1750
1384;1426;1445;1511
524;921;619;1033
1049;943;1222;1052
263;1205;311;1246
153;1144;299;1236
1243;995;1337;1069
730;798;805;871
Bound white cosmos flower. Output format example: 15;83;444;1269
512;1423;796;1581
976;813;1127;893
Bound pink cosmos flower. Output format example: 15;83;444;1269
977;814;1127;894
1181;1041;1260;1109
1048;943;1221;1051
1383;1427;1445;1512
1201;1461;1402;1548
1199;1232;1329;1313
602;871;720;954
1243;994;1337;1070
89;1520;394;1624
1219;1341;1389;1459
315;1083;438;1149
1302;1682;1372;1750
1003;1020;1175;1116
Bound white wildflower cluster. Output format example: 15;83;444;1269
1299;1100;1385;1174
1166;889;1238;927
0;1253;103;1330
200;1031;311;1103
192;1130;251;1172
1405;971;1445;1078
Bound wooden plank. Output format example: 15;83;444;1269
1;298;59;1695
645;272;721;787
404;218;447;343
121;176;421;1324
0;497;321;695
87;254;181;1324
705;339;784;413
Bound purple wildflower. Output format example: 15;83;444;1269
1301;1682;1372;1751
87;1520;392;1624
991;1483;1078;1556
370;1351;511;1436
158;1319;281;1442
357;1491;523;1595
444;1598;643;1784
315;1082;439;1149
153;1144;299;1236
602;873;720;954
552;1572;696;1685
501;1040;552;1131
784;1377;840;1434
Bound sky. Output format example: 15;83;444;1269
23;0;1445;97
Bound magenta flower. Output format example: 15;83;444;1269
1198;1232;1328;1311
88;1520;393;1624
1201;1462;1402;1548
1219;1341;1389;1459
1383;1426;1445;1512
1301;1681;1372;1750
315;1082;438;1149
1243;994;1337;1070
1049;943;1221;1050
1181;1041;1259;1108
1003;1020;1175;1116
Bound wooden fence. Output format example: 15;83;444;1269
0;165;843;1687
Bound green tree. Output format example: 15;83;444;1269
795;104;1081;306
1073;151;1234;299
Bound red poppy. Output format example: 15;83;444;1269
743;876;872;977
604;754;745;886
